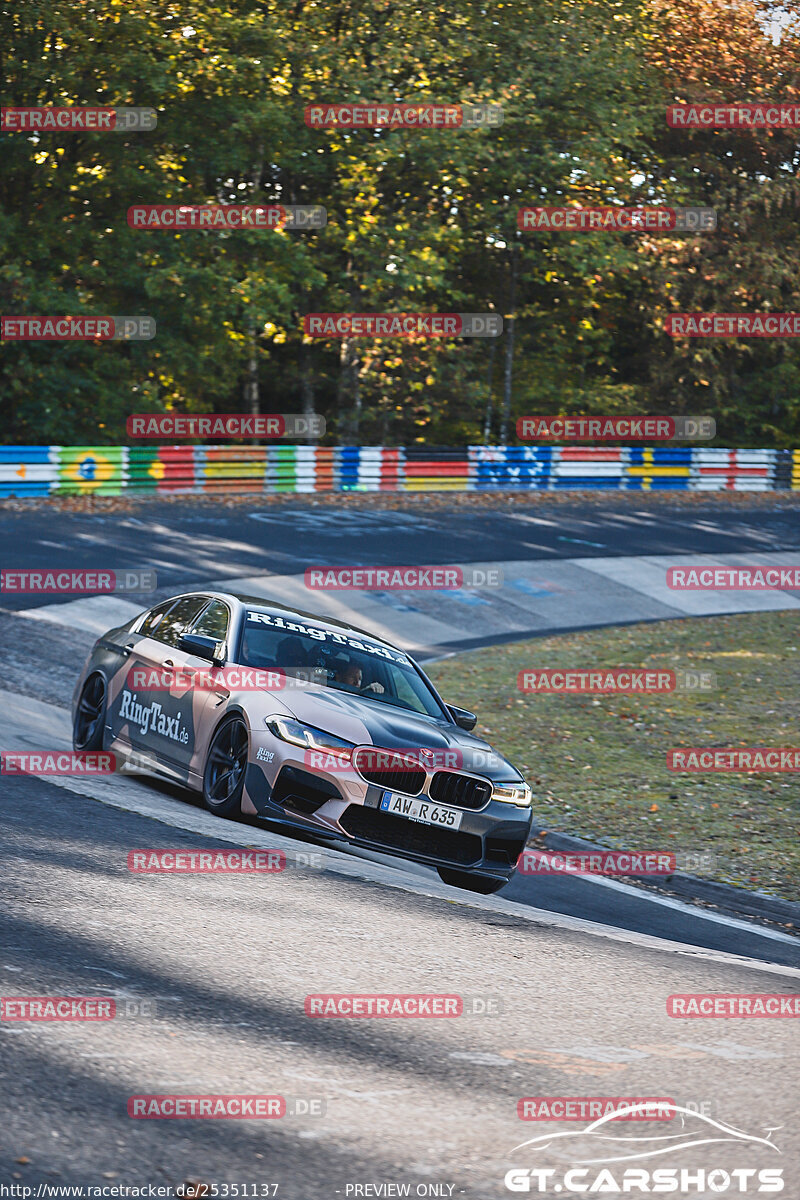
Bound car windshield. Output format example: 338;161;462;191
238;612;445;718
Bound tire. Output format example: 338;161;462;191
436;867;508;895
202;715;249;818
73;674;107;751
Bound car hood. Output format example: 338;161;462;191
269;686;524;783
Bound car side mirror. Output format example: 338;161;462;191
180;632;222;664
447;704;477;731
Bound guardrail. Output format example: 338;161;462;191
0;444;794;497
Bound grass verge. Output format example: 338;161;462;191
425;611;799;902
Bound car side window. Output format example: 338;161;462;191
154;596;210;648
190;599;230;647
139;601;173;639
393;670;421;708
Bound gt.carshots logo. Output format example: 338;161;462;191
303;313;501;337
504;1103;784;1194
517;416;715;440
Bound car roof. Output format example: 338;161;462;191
199;590;406;656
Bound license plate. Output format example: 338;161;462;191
380;790;463;829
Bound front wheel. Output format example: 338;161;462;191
202;716;249;818
437;867;508;895
73;674;107;751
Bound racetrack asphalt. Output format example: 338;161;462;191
1;497;798;1192
3;496;800;613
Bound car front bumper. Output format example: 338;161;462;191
243;752;532;881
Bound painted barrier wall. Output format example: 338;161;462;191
0;444;794;497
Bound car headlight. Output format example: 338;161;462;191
492;782;532;807
264;716;354;759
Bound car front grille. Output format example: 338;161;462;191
353;748;425;796
428;771;492;811
340;805;481;866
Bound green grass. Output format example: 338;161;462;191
426;612;800;902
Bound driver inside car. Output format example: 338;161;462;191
335;659;385;694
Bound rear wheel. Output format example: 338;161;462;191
436;867;508;895
73;674;106;751
202;716;249;818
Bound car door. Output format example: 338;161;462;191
115;594;212;773
178;598;233;785
107;598;174;754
